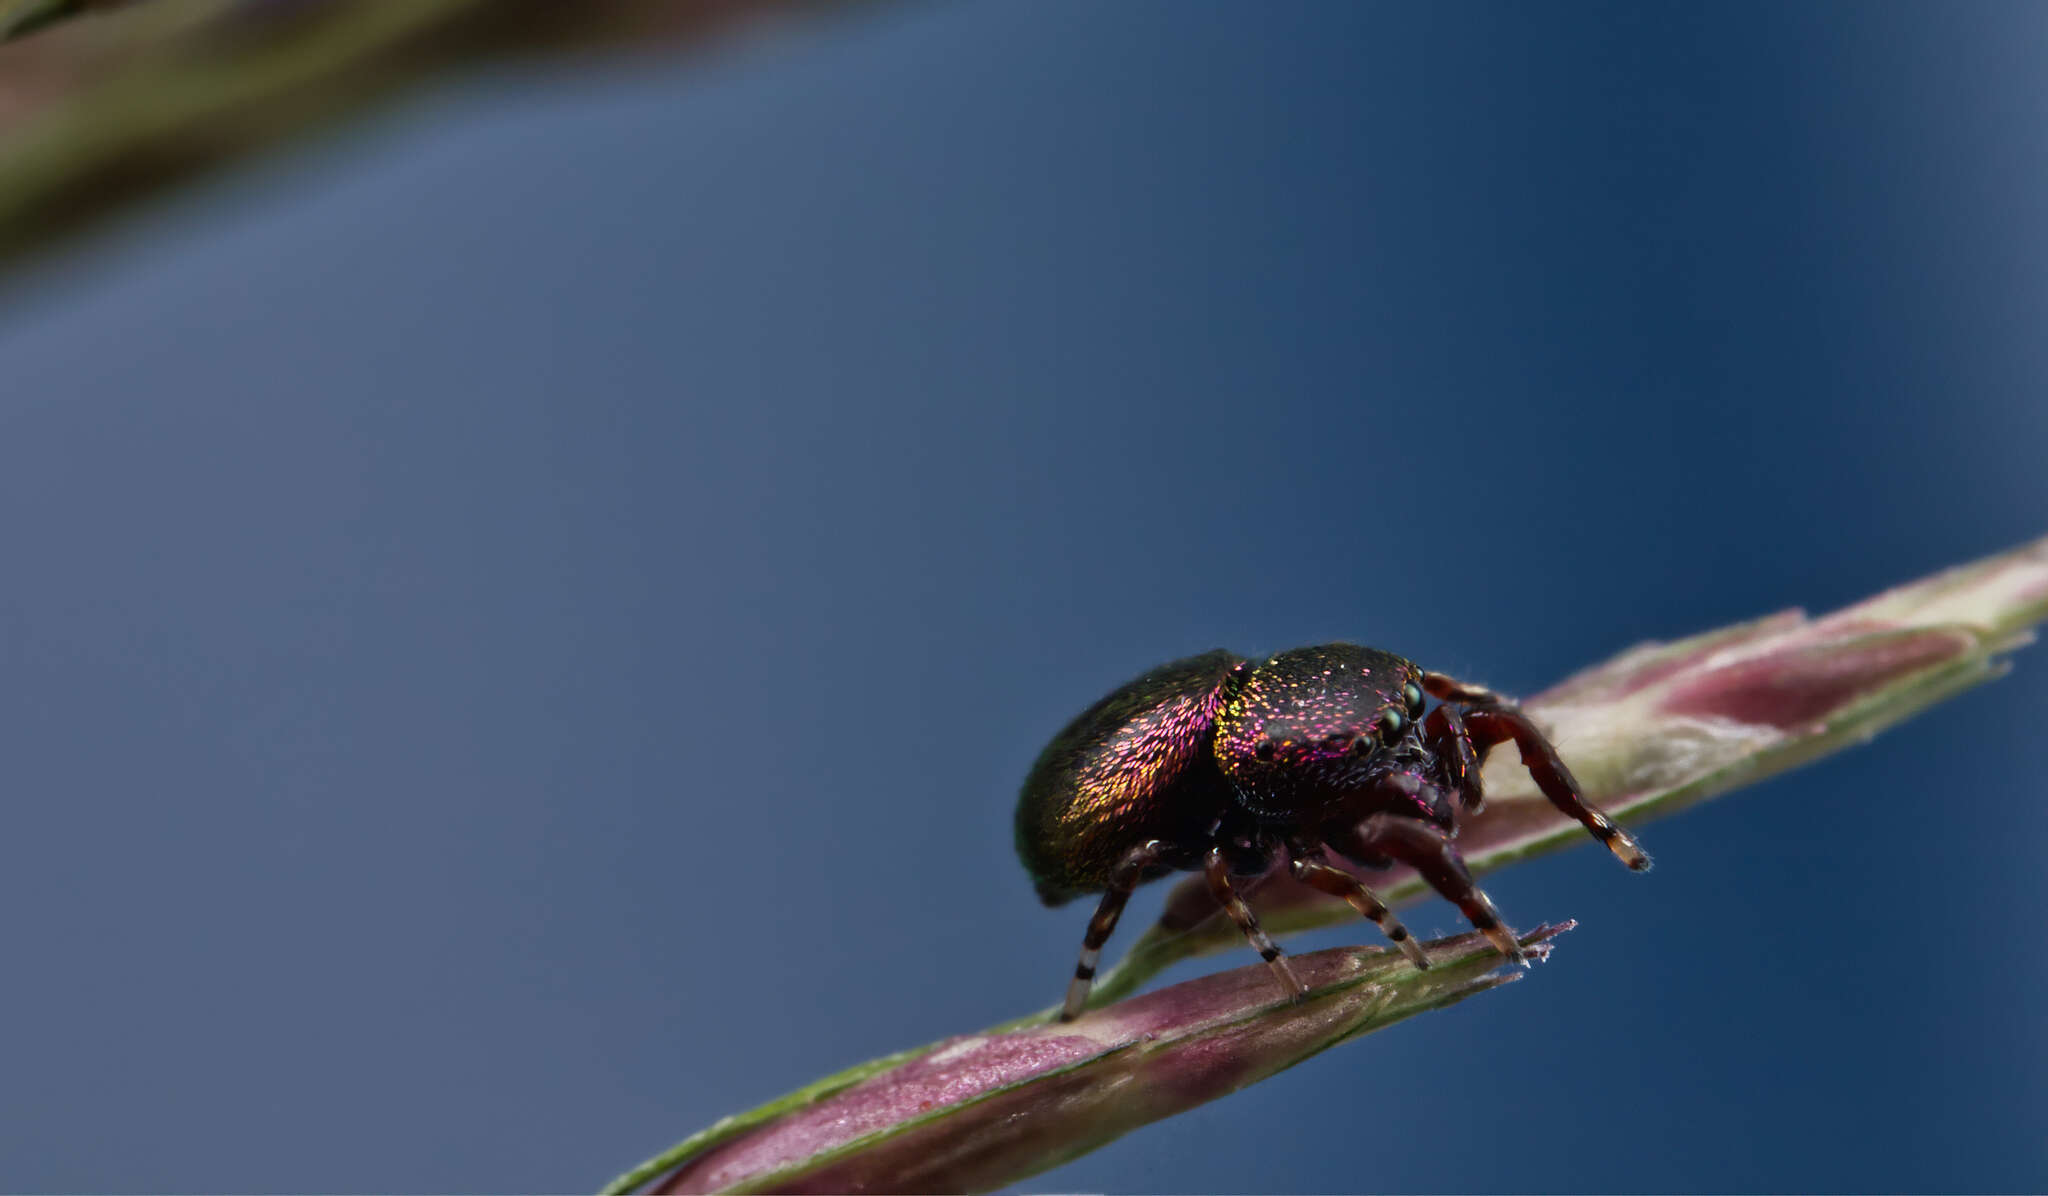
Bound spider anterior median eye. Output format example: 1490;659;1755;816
1403;682;1425;715
1379;708;1405;742
1253;738;1277;761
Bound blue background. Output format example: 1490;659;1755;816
3;1;2046;1191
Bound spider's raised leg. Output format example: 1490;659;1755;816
1285;842;1430;968
1420;672;1509;705
1206;845;1307;1001
1424;671;1651;871
1057;839;1165;1022
1331;811;1528;967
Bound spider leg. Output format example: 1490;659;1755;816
1205;845;1308;1001
1285;842;1430;969
1424;670;1651;872
1057;839;1166;1022
1420;671;1509;705
1331;812;1528;967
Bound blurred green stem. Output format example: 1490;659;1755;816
605;535;2048;1194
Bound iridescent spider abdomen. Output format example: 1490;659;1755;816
1015;650;1246;905
1015;642;1649;1021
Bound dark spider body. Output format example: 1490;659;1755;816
1016;643;1648;1021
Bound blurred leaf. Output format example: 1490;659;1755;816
0;0;851;287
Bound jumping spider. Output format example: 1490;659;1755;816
1015;643;1648;1022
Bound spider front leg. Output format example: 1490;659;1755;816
1424;670;1651;871
1285;840;1431;969
1329;810;1528;967
1205;845;1308;1002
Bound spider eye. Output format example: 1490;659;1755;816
1253;738;1278;761
1378;708;1405;744
1403;682;1425;717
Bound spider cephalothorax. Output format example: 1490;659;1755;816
1015;643;1647;1022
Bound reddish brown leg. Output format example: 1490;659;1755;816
1424;703;1484;813
1331;812;1528;967
1285;843;1430;969
1424;671;1651;872
1421;671;1508;706
1057;839;1165;1022
1205;846;1307;1001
